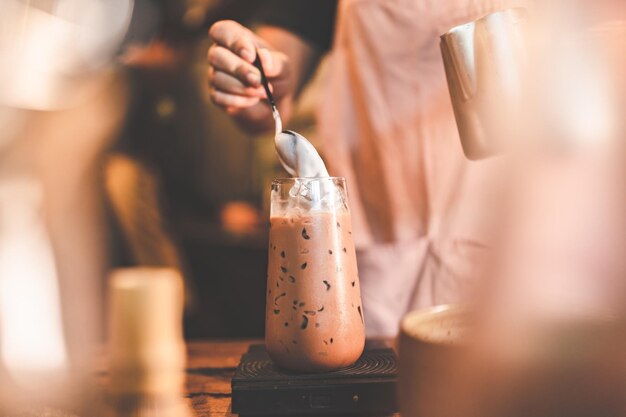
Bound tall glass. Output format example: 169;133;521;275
266;177;365;372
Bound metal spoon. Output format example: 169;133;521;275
252;51;328;178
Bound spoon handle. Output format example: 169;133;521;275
253;51;277;111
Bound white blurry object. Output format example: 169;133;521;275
0;0;133;110
540;20;624;148
107;268;191;417
0;177;69;403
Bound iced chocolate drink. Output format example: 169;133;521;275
266;177;365;372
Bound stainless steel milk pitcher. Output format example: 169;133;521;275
441;8;528;159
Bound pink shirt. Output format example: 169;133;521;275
319;0;527;248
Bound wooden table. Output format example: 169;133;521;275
185;340;252;417
184;340;399;417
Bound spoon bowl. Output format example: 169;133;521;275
252;51;328;179
275;130;329;178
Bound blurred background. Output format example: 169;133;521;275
0;0;329;341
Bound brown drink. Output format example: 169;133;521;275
266;178;365;372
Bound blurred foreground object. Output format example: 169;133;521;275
0;72;127;415
0;178;72;411
399;305;626;417
107;268;191;417
423;1;626;416
441;1;625;159
0;0;133;110
398;305;473;417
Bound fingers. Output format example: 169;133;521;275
209;89;261;109
257;48;273;75
208;44;261;87
208;20;288;85
207;58;266;110
208;69;262;109
209;68;266;98
209;20;257;63
208;20;262;89
207;20;288;112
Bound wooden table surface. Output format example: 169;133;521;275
185;340;252;417
184;340;399;417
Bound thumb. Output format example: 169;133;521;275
259;48;285;78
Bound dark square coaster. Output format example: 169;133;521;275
231;340;398;416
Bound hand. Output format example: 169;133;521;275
207;20;291;114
